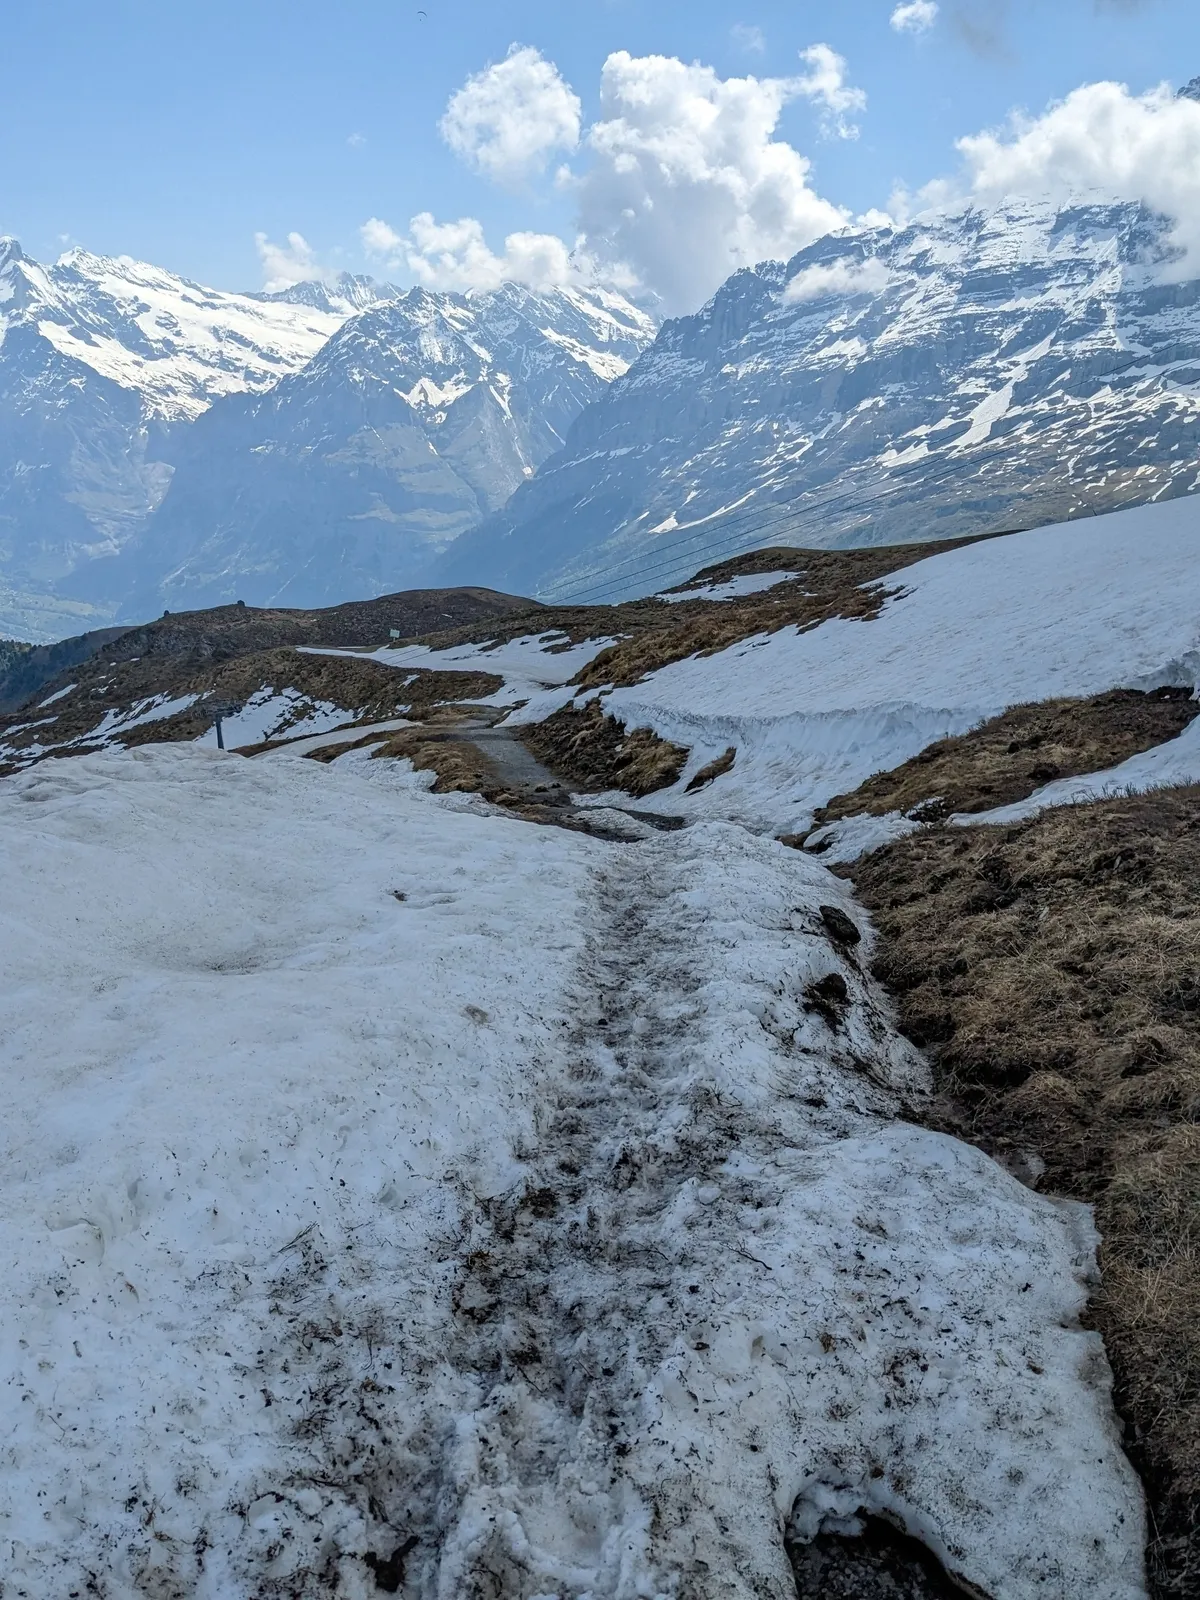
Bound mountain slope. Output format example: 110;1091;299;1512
441;199;1200;601
105;284;656;616
0;240;379;638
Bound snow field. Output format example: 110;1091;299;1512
309;631;619;705
0;746;1146;1596
0;746;593;1596
560;499;1200;835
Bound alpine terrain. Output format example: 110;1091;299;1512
442;198;1200;601
0;241;653;639
12;495;1200;1594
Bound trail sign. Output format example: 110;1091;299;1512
389;628;401;640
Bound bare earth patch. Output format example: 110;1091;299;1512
846;788;1200;1598
814;688;1200;827
518;697;689;797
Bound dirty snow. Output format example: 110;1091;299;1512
0;744;1145;1597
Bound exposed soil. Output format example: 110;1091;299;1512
309;713;642;841
686;746;736;792
815;688;1200;827
846;788;1200;1597
788;1514;989;1600
518;697;690;797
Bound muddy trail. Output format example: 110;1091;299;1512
304;815;1139;1600
378;825;926;1598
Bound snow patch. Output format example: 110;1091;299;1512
658;570;802;603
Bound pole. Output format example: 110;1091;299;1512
215;716;225;751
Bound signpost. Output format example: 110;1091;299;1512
206;699;244;750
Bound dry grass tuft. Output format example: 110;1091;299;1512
686;746;736;793
368;728;502;795
817;688;1199;827
848;787;1200;1597
518;698;689;797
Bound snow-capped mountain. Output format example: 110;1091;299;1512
105;283;656;617
0;240;653;637
442;199;1200;601
0;240;384;638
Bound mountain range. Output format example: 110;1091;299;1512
0;242;653;638
446;198;1200;601
6;196;1200;637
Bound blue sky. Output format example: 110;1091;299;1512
4;0;1200;309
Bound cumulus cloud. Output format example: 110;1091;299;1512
365;47;863;313
575;51;847;312
891;2;939;34
361;212;576;293
795;43;867;139
782;256;892;303
439;44;581;185
954;79;1200;271
255;231;335;292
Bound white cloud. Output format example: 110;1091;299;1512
372;47;860;314
346;132;367;149
953;79;1200;273
795;43;867;139
361;212;576;294
254;231;335;292
575;51;847;313
782;256;892;303
890;2;939;35
731;23;766;54
439;44;581;185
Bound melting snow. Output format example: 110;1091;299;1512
37;683;76;708
595;496;1200;835
192;686;351;749
309;633;619;705
0;745;1145;1596
658;570;802;603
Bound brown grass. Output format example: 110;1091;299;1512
0;650;503;767
518;697;689;797
369;728;502;795
686;746;736;792
572;538;999;690
815;689;1200;827
847;788;1200;1597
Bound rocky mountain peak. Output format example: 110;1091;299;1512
439;195;1200;602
